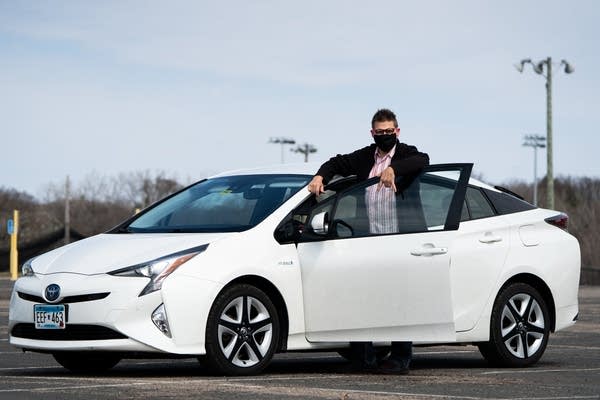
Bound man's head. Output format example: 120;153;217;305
371;108;399;153
371;108;398;129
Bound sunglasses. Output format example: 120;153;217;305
372;128;397;135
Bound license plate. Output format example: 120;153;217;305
34;304;66;329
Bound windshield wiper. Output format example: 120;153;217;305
115;226;133;233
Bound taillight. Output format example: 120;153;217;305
545;213;568;231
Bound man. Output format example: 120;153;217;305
307;108;429;375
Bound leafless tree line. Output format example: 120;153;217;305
43;170;184;208
0;170;185;246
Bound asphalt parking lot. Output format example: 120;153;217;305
1;277;599;400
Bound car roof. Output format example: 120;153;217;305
210;162;320;178
210;163;500;193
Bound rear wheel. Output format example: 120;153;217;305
478;282;550;367
203;284;280;375
52;352;121;373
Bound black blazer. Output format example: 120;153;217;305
315;140;429;184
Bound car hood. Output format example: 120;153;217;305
31;232;232;275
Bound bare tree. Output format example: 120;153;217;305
38;169;184;237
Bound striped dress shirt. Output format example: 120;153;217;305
366;145;398;234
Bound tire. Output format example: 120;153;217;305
337;347;390;362
204;284;280;375
52;352;121;373
478;282;550;367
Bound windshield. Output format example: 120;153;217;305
125;174;311;233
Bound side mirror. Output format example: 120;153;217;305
310;211;329;235
274;213;303;244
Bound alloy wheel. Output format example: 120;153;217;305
500;293;546;359
478;282;550;367
217;295;273;368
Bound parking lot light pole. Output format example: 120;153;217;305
523;135;546;206
269;137;296;163
515;57;574;209
292;143;317;163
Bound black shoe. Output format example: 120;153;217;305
376;359;410;375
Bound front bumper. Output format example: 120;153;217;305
8;273;222;355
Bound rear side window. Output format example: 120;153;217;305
483;188;536;215
466;187;495;219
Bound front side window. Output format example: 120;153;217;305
328;170;464;238
124;174;310;233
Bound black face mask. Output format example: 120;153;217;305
374;134;397;153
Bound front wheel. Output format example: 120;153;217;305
203;284;280;375
478;282;550;367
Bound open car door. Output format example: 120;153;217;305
296;164;472;342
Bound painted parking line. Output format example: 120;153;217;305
0;382;150;393
275;354;342;359
482;367;600;375
1;374;350;383
218;382;600;400
0;366;59;371
195;383;494;400
313;391;600;400
513;397;600;400
220;374;349;382
2;375;599;400
0;375;145;382
550;345;600;350
2;373;598;399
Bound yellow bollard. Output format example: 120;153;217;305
9;210;19;281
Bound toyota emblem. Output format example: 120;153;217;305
44;284;61;302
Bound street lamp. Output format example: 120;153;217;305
522;134;546;206
515;57;574;209
269;137;296;163
292;143;317;163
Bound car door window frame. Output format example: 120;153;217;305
294;163;472;243
273;176;358;244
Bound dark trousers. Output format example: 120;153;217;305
350;341;412;367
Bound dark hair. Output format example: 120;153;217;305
371;108;398;128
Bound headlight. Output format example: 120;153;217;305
21;258;36;277
109;244;208;296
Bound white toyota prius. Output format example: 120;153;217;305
9;163;580;375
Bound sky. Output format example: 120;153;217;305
1;1;599;198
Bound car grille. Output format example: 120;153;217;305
11;323;128;341
17;292;110;304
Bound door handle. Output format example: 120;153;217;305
410;247;448;256
479;234;503;244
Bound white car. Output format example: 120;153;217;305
9;163;580;375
